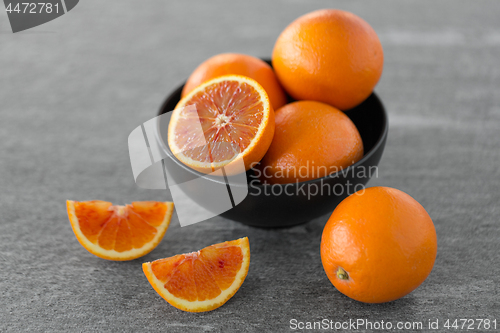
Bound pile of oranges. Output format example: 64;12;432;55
67;9;437;312
169;9;383;183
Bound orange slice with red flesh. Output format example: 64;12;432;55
168;75;274;174
142;237;250;312
67;200;174;261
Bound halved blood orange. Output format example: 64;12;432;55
168;75;274;174
67;200;174;261
142;237;250;312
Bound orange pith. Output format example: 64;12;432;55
169;75;274;174
67;200;174;261
142;237;250;312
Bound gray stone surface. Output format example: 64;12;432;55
1;0;499;332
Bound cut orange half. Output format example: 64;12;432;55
142;237;250;312
67;200;174;261
168;75;274;174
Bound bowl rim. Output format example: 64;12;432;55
158;84;388;188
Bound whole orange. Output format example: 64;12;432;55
182;53;287;110
257;101;363;184
272;9;383;110
321;187;437;303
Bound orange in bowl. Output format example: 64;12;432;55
169;75;275;174
273;9;383;110
182;53;287;110
258;101;363;184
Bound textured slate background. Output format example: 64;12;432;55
1;1;499;332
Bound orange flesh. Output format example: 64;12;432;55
74;201;167;253
150;244;243;302
173;81;264;163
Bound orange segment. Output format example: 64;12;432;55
142;237;250;312
168;75;274;174
67;200;174;261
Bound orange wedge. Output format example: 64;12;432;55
67;200;174;261
168;75;275;174
142;237;250;312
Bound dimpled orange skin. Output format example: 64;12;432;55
320;187;438;303
258;101;363;184
182;53;287;110
272;9;383;111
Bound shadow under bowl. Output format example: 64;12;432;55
158;80;388;228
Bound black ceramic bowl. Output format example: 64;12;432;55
158;75;388;228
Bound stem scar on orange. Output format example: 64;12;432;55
168;75;275;174
67;200;174;261
142;237;250;312
320;187;437;303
